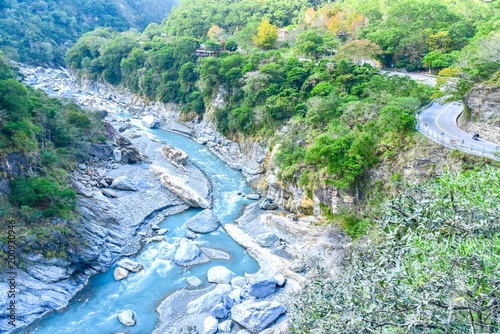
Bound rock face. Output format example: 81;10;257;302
255;233;279;247
141;115;161;128
110;176;137;191
464;84;500;144
186;209;221;233
161;145;189;169
207;266;237;284
174;239;201;265
117;310;136;326
151;165;211;208
231;301;287;332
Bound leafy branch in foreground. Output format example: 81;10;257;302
290;168;500;333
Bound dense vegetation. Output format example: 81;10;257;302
0;0;176;66
0;55;107;266
291;168;500;333
60;0;500;331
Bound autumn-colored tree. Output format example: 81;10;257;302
207;24;226;42
304;8;316;26
253;19;278;49
327;9;366;38
336;39;383;66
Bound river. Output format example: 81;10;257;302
16;119;260;333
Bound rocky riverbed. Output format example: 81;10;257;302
8;65;349;333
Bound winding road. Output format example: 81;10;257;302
383;70;500;160
417;101;500;160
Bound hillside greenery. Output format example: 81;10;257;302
64;0;500;192
290;168;500;333
0;55;107;266
0;0;176;66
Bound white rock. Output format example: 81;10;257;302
231;276;248;288
246;194;260;200
174;239;201;265
229;288;243;304
187;276;203;287
204;316;218;334
156;228;169;235
231;301;287;332
117;259;144;273
117;310;135;326
274;274;286;287
208;266;237;284
113;267;129;281
218;319;232;333
141;115;160;128
151;165;210;209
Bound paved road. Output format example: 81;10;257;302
381;70;499;159
417;101;500;160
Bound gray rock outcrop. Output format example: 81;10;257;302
186;209;221;233
231;300;286;332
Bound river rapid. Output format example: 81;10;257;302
15;106;260;333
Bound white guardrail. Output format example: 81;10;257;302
416;121;500;161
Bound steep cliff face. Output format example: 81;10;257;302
0;152;38;195
463;84;500;144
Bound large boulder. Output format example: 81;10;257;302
255;233;279;247
110;176;137;191
186;209;221;233
151;165;210;209
117;310;136;326
174;239;201;265
207;266;237;284
161;145;189;168
117;259;144;273
204;316;219;334
114;267;129;281
248;278;277;298
141;115;160;128
231;301;286;332
187;284;232;314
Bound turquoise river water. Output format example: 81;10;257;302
18;122;260;333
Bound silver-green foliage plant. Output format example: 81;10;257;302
290;168;500;333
